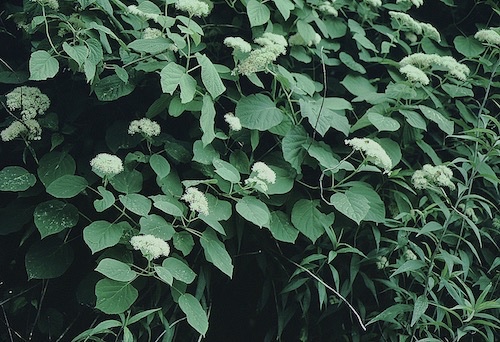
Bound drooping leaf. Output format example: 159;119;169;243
34;200;79;238
37;152;76;187
200;94;216;146
46;175;88;198
0;166;36;192
200;228;233;277
235;196;270;228
246;0;270;27
329;190;370;224
196;53;225;98
162;257;196;284
299;98;350;136
213;158;240;183
119;194;151;216
29;50;59;81
128;37;171;54
411;295;429;327
95;258;137;282
368;112;400;132
25;237;74;279
62;42;88;67
179;294;209;336
268;211;299;243
454;36;485;58
160;62;184;94
236;94;283;131
418;105;454;135
83;220;125;254
109;169;143;194
95;279;138;314
282;125;309;173
139;214;175;240
94;75;135;101
291;199;333;242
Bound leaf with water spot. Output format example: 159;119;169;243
34;200;79;238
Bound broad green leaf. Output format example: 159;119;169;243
162;257;196;284
368;112;400;132
411;295;429;327
367;304;413;325
341;74;385;104
128;37;171;54
153;199;184;217
94;186;115;212
109;169;143;194
140;214;175;240
95;258;137;282
247;0;270;27
273;0;294;19
160;62;184;94
154;266;173;285
179;294;209;336
46;175;88;198
297;20;317;44
418;105;454;135
201;94;216;146
399;109;427;130
119;194;151;216
62;42;88;67
0;166;36;192
213;159;240;183
454;36;485;58
29;50;59;80
291;199;333;242
268;211;299;243
236;94;283;131
37;152;76;187
95;279;138;314
442;83;474;98
353;33;378;52
347;183;386;223
391;260;426;277
282;125;309;172
330;190;369;224
306;141;341;170
25;237;74;279
173;231;195;256
83;220;125;254
150;154;171;178
200;228;233;277
299;98;350;136
235;196;270;228
34;200;79;238
266;166;294;195
192;140;219;164
339;52;366;74
94;75;135;101
195;53;225;98
179;72;197;103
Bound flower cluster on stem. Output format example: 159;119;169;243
130;235;170;261
345;138;392;173
411;164;455;190
181;187;209;216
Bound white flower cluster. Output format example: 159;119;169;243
364;0;382;7
474;28;500;46
400;53;470;82
1;119;42;142
245;162;276;192
31;0;59;10
90;153;124;177
224;37;252;53
6;86;50;120
376;256;388;269
224;113;242;131
128;118;161;138
411;164;455;190
288;32;322;47
399;65;430;85
130;235;170;260
318;1;338;16
403;249;417;261
181;187;209;216
345;138;392;173
128;5;160;22
459;203;478;223
175;0;210;17
389;11;441;42
237;33;288;76
143;27;164;39
396;0;423;8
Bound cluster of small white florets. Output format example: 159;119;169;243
458;203;478;223
474;28;500;46
224;113;242;131
389;11;441;42
143;27;164;39
245;162;276;192
130;234;170;260
399;65;430;85
236;33;288;76
181;187;209;216
1;86;50;142
128;5;160;22
396;0;423;8
403;249;417;261
411;164;455;190
345;138;392;173
31;0;59;10
288;32;322;47
364;0;382;7
399;53;470;82
317;1;338;16
90;153;124;177
376;256;388;269
224;37;252;53
128;118;161;138
175;0;210;17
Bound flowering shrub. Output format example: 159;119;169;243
0;0;499;341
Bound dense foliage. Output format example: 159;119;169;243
1;0;499;340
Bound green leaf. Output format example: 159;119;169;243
46;175;88;198
149;154;171;178
266;166;294;195
341;74;385;103
95;258;137;282
162;257;196;284
29;50;59;81
173;231;195;256
391;260;426;277
282;125;309;173
236;94;283;131
140;214;175;240
193;140;219;164
195;53;226;99
236;196;270;228
154;266;173;285
34;200;79;239
454;36;485;58
272;0;294;20
119;194;151;216
179;72;197;103
329;190;370;224
367;304;413;325
160;62;184;94
0;166;36;192
62;42;88;67
213;158;240;183
399;110;427;130
306;141;341;170
339;52;366;74
109;169;143;194
201;94;216;146
37;152;76;187
200;228;233;277
153;199;184;217
179;294;209;336
347;183;386;223
128;37;171;54
418;105;454;135
94;186;115;212
83;220;125;254
442;83;474;98
299;98;350;136
25;237;74;279
71;320;122;342
268;211;299;243
95;279;138;314
291;199;333;242
94;75;135;101
368;112;400;132
411;295;429;327
246;0;270;27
